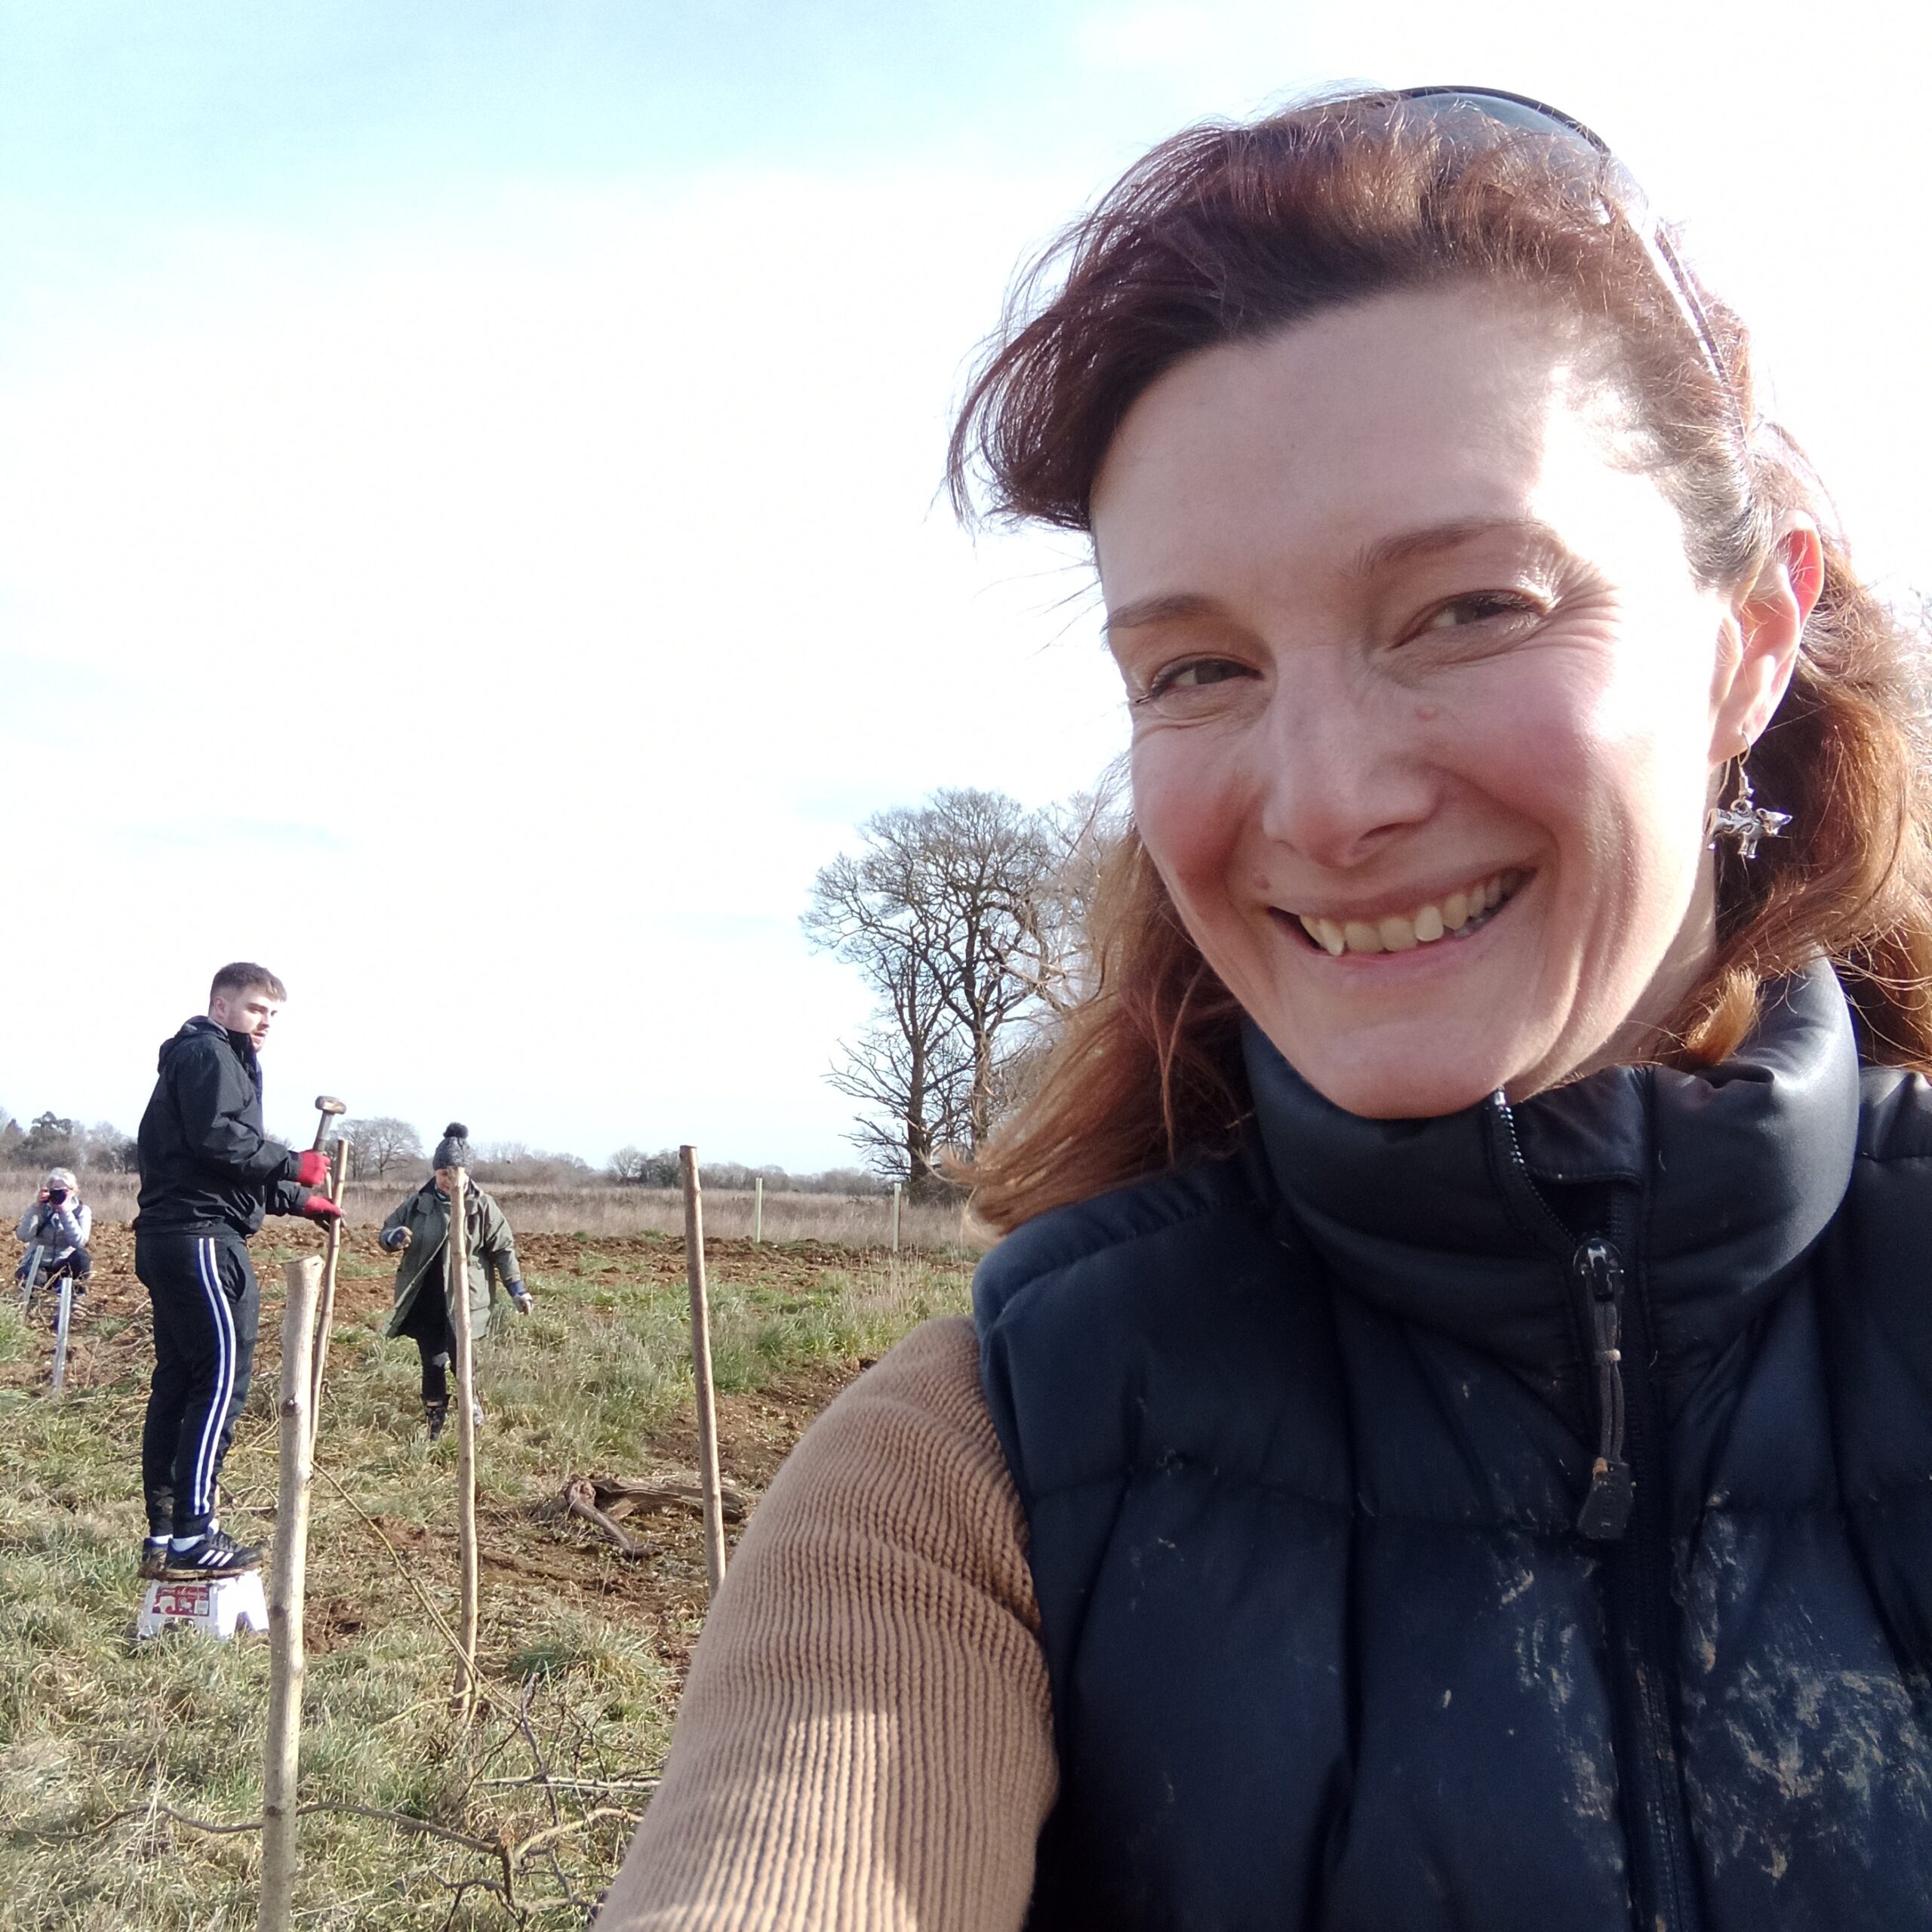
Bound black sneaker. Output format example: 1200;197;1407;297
164;1527;263;1576
424;1398;448;1442
138;1539;170;1580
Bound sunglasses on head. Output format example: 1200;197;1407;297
1377;85;1743;431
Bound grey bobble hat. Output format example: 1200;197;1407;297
432;1122;472;1171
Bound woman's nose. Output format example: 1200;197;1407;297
1251;676;1435;869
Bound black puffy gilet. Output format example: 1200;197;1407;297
973;967;1932;1931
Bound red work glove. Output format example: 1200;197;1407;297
295;1149;331;1189
302;1193;343;1223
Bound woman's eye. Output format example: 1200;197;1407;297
1416;590;1541;634
1140;657;1252;703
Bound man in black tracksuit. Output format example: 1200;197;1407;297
134;961;341;1578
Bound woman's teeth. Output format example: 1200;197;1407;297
1295;871;1524;958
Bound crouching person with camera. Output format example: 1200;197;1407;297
380;1124;532;1441
133;963;342;1580
15;1167;94;1317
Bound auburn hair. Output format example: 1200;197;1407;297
950;94;1932;1233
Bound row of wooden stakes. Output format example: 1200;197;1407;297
253;1142;731;1932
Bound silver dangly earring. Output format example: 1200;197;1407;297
1705;757;1790;861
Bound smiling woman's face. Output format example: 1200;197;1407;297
1093;286;1786;1120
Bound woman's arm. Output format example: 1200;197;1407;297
474;1195;522;1296
599;1316;1055;1932
378;1195;415;1251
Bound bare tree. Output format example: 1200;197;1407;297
340;1115;423;1180
0;1112;140;1173
607;1145;885;1193
1019;788;1121;1014
85;1121;140;1173
470;1143;593;1185
805;786;1103;1188
926;795;1042;1148
825;1017;972;1189
980;786;1128;1120
805;826;968;1194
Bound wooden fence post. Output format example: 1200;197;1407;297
306;1138;349;1449
752;1175;763;1245
448;1167;480;1718
891;1182;902;1253
680;1147;728;1602
257;1254;324;1932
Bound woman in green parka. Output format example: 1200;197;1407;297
380;1123;534;1438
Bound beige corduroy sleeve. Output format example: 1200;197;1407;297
598;1315;1056;1931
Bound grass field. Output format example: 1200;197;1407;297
0;1217;977;1928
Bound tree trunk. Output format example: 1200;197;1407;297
904;1032;937;1192
971;1020;997;1151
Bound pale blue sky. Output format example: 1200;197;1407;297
0;1;1176;253
4;0;1927;1170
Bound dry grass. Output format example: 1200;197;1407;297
31;1174;983;1251
423;1185;978;1247
0;1217;977;1927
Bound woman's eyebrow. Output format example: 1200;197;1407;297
1106;521;1574;635
1348;516;1571;579
1103;590;1232;635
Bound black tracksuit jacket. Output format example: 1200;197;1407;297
134;1017;309;1237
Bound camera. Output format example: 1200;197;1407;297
47;1188;67;1204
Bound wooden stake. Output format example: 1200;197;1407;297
448;1167;480;1718
680;1146;728;1601
257;1254;324;1932
306;1138;349;1450
891;1181;902;1253
752;1175;763;1245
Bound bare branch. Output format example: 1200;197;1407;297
804;786;1124;1181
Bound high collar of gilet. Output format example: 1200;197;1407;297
1241;960;1861;1383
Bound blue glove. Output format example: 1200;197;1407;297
380;1226;411;1251
509;1281;534;1311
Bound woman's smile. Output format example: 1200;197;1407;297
1279;868;1530;955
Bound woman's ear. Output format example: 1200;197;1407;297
1712;521;1823;757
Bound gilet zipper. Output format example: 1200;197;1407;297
1574;1238;1635;1540
1490;1097;1703;1932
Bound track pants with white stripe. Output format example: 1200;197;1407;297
135;1231;260;1541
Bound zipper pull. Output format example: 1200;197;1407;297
1574;1237;1635;1541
